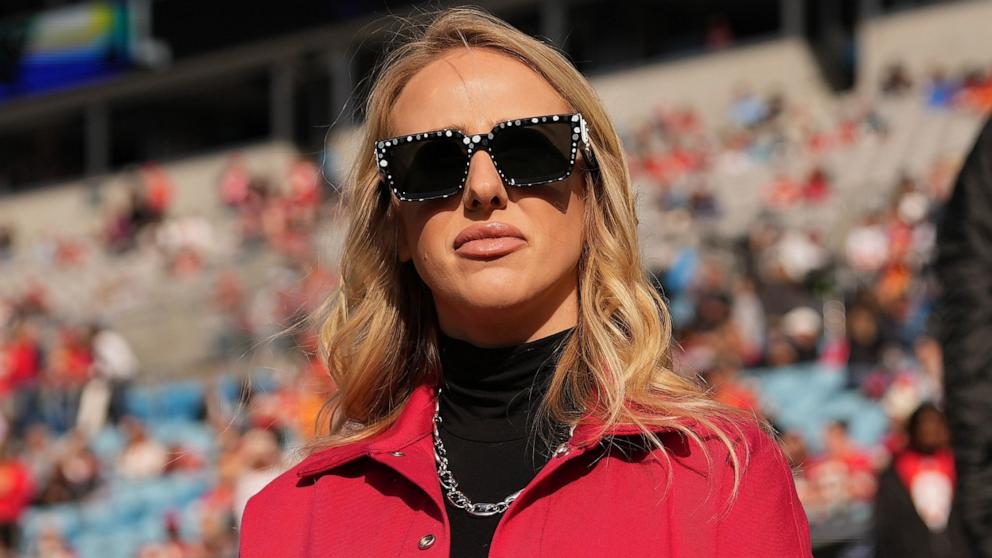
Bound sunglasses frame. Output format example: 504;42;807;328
374;112;594;202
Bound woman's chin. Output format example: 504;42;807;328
460;289;529;311
435;279;534;312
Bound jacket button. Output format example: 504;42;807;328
417;534;436;550
391;451;405;457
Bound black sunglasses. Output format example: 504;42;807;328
374;112;595;202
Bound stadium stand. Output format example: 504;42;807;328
0;2;990;556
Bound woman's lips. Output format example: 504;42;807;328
452;221;527;259
454;237;527;259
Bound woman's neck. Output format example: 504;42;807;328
436;325;575;442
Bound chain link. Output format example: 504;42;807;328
432;387;574;517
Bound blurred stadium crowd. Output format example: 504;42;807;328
0;149;340;557
629;60;990;555
1;5;992;558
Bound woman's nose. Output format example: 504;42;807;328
462;150;508;211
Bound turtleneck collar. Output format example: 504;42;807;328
437;326;576;442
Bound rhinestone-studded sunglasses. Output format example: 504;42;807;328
374;113;594;202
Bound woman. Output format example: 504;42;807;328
874;403;973;558
240;7;811;557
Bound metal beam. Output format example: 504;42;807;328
328;48;355;126
541;0;567;48
84;102;109;176
270;61;295;141
0;0;542;129
782;0;806;37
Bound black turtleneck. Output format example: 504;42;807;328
436;326;576;558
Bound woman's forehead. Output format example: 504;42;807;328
387;48;571;138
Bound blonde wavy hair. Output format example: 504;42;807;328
307;5;757;504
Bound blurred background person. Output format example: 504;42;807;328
0;440;33;556
874;402;972;558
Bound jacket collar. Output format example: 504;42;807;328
296;382;691;479
296;383;437;478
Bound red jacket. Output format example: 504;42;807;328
240;383;813;557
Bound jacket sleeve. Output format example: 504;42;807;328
934;116;992;558
715;424;814;557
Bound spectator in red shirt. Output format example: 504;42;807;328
140;162;174;218
0;440;35;554
806;420;877;516
802;167;831;203
704;356;762;414
286;157;322;211
5;321;42;391
5;320;48;437
53;326;93;387
874;403;974;558
220;154;252;209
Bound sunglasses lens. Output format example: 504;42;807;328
491;121;575;185
388;137;467;199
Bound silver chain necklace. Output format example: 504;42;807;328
431;387;575;517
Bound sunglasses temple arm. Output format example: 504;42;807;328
578;115;599;170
